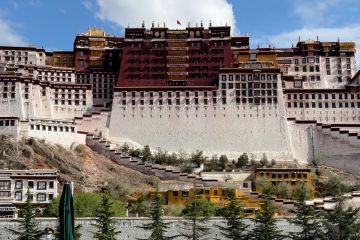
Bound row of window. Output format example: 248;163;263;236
76;73;117;78
0;120;16;127
54;99;87;106
259;172;308;179
325;64;351;70
0;180;54;190
38;76;73;82
39;71;72;77
14;192;54;202
2;50;32;56
29;124;75;133
94;93;113;99
2;56;36;64
287;101;360;108
294;65;320;72
123;113;279;119
287;93;360;100
220;74;278;82
294;57;351;64
123;91;217;98
53;88;85;93
54;93;86;99
127;41;227;49
122;96;278;106
1;92;16;99
14;180;54;190
221;82;278;90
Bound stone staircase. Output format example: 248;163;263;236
74;107;111;138
315;123;360;146
85;134;229;187
288;118;360;146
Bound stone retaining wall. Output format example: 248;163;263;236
0;217;299;240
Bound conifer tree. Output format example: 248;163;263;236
8;188;42;240
288;183;324;240
236;153;249;168
249;187;284;240
218;155;228;170
323;196;360;240
92;194;120;240
180;194;210;240
217;189;248;240
138;190;177;240
142;145;153;163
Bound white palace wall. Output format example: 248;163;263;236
288;119;360;174
108;88;292;160
27;119;79;148
0;74;91;147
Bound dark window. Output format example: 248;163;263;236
15;180;23;189
0;181;11;190
48;194;54;200
15;191;22;201
37;181;47;190
37;193;46;202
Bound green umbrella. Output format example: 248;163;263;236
59;183;75;240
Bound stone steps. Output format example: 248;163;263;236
85;134;220;186
287;118;360;146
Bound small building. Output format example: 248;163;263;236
155;180;260;216
254;168;313;191
0;169;59;218
199;171;253;192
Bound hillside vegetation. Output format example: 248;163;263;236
0;135;157;200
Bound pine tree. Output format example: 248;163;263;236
236;153;249;168
180;194;210;240
217;189;248;240
219;155;228;170
138;191;177;240
8;188;42;240
249;188;284;240
323;196;360;240
92;194;121;240
288;183;324;240
142;145;153;163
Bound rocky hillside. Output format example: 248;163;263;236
0;135;157;200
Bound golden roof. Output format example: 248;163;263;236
85;27;106;37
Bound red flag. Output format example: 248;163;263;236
177;20;181;25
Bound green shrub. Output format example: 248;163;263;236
43;192;126;217
74;144;85;154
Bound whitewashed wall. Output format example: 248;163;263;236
109;89;292;160
27;120;78;148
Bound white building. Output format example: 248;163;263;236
0;46;46;66
277;40;357;89
0;169;59;218
108;63;293;160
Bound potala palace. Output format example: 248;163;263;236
1;25;360;174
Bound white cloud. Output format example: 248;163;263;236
82;0;93;10
292;0;343;27
0;16;26;46
253;25;360;66
94;0;237;33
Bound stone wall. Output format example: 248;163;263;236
0;218;299;240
